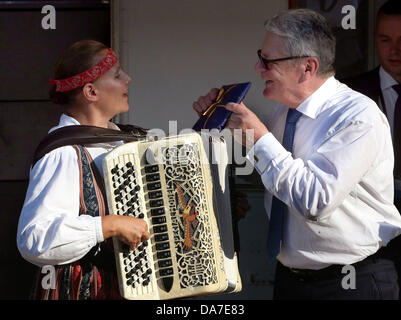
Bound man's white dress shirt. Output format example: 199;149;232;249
17;114;122;267
247;77;401;270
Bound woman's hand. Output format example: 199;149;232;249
102;215;150;250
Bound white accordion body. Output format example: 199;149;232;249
102;132;241;300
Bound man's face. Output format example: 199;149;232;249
375;14;401;82
255;32;303;106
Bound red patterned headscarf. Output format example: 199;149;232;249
49;48;118;92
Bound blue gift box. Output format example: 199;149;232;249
192;82;251;131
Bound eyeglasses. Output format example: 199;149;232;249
257;49;310;70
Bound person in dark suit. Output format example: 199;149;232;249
343;0;401;299
344;0;401;128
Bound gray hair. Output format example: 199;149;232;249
264;9;336;76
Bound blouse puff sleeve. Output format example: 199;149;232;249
17;146;104;267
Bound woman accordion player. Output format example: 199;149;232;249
17;40;150;300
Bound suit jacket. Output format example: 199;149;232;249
342;67;386;115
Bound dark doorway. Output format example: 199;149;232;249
0;0;110;299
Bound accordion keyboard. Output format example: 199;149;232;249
108;158;176;297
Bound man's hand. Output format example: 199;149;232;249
193;88;220;116
193;88;269;146
225;102;269;146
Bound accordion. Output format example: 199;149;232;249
102;132;241;300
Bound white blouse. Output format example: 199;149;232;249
17;114;122;267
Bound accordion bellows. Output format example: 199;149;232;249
102;133;241;300
192;82;252;131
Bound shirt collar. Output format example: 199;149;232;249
50;113;121;133
55;113;120;130
58;113;81;126
295;76;338;119
48;113;80;133
379;66;399;91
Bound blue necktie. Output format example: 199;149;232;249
267;108;302;261
392;84;401;178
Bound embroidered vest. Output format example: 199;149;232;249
31;145;120;300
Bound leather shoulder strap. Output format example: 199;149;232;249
32;124;148;168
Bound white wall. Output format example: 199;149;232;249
112;0;288;300
113;0;288;132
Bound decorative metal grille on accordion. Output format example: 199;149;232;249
102;132;241;300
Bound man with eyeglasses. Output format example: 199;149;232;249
193;9;401;300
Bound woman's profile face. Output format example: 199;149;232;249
92;54;132;119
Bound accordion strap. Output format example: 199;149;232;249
32;123;148;167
